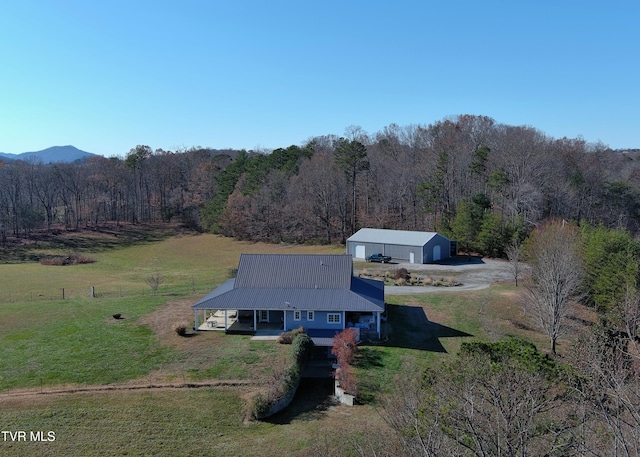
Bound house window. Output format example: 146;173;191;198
327;313;341;324
307;311;314;321
293;310;301;321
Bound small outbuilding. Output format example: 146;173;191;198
346;228;456;264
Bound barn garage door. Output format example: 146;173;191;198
355;245;366;259
433;245;441;262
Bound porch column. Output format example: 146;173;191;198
376;312;381;337
194;310;199;330
224;310;228;330
253;310;257;330
283;311;287;332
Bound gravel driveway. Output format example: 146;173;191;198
354;256;516;295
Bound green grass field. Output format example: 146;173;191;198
0;228;538;456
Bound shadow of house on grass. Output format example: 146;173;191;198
384;304;472;352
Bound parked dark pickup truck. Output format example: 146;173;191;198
366;253;391;263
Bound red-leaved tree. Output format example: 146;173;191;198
332;328;359;395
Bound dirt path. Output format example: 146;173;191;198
0;379;263;406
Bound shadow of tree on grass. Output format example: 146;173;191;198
354;347;384;369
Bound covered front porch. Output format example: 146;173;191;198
194;308;382;341
194;308;284;335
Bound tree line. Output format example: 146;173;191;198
2;115;640;255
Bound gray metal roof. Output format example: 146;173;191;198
307;329;343;347
235;254;352;289
347;228;443;247
191;255;384;313
192;287;383;312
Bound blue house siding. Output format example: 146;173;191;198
285;310;344;332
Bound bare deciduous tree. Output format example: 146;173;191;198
380;359;453;456
380;343;572;457
570;287;640;457
505;241;523;287
524;220;583;355
145;272;163;296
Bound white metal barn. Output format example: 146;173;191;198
346;228;455;264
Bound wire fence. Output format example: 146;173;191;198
0;279;219;304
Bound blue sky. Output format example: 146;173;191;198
1;1;638;157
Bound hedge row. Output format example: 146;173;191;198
251;332;314;419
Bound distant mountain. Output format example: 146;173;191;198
0;145;99;164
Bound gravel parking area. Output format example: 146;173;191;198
354;256;516;294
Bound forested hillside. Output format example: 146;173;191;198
2;114;639;254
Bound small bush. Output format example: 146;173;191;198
40;254;96;266
394;268;410;281
395;277;406;286
74;254;96;264
291;326;305;337
251;393;271;418
277;327;305;344
422;277;433;286
173;322;189;337
40;256;66;266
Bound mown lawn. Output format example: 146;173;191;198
1;386;394;457
0;233;341;390
0;295;180;390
